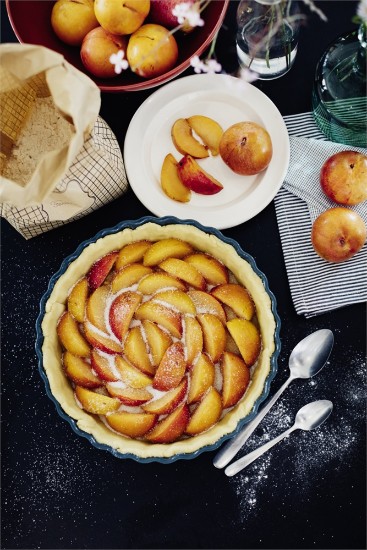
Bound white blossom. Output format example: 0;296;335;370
357;0;367;21
109;50;129;74
172;2;204;27
238;67;259;83
190;56;222;74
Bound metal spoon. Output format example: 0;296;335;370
225;399;333;476
213;329;334;469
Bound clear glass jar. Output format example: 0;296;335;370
236;0;301;80
312;23;367;147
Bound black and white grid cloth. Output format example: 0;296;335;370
274;112;367;318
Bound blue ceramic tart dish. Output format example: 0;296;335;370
35;216;281;463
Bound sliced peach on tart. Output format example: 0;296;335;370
123;326;155;375
152;289;196;315
186;115;224;156
197;313;226;363
135;301;182;339
184;315;203;367
153;342;187;391
115;240;152;271
111;263;152;293
137;272;186;294
109;291;142;341
211;284;255;320
57;311;90;357
86;284;110;333
75;385;120;415
63;351;101;389
106;411;157;438
142;377;188;415
187;352;215;404
161;153;192;203
185;253;229;285
221;351;251;408
143;238;194;267
159;258;206;290
145;403;190;443
185;387;222;435
115;356;153;388
90;349;120;382
226;318;261;367
87;251;118;290
187;290;226;324
67;277;88;323
83;322;124;354
141;320;172;368
171;118;209;158
106;383;152;406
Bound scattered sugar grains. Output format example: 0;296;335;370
2;96;74;185
229;351;366;515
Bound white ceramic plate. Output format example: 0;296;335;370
124;74;290;229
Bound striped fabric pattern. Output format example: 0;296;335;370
274;112;367;318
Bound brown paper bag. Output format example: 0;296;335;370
0;44;128;239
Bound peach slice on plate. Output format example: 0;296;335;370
87;251;118;290
211;284;255;320
141;320;172;368
115;356;153;388
226;318;261;367
197;313;226;363
83;323;124;354
187;352;215;404
161;153;191;203
106;383;152;406
135;301;182;339
106;411;157;438
153;342;187;391
137;272;186;294
187;290;226;324
221;351;250;408
123;326;155;375
67;277;89;323
152;289;196;315
184;315;203;366
171;118;209;158
185;253;229;286
86;285;110;332
57;311;90;357
111;263;152;293
186;115;224;156
143;238;193;267
177;155;223;195
186;387;222;435
115;240;152;271
159;258;206;290
145;403;190;443
109;291;142;341
75;385;120;415
63;351;101;388
142;377;188;414
90;349;120;382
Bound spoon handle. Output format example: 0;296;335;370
213;376;293;469
225;425;296;476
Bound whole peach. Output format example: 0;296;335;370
320;150;367;205
81;27;128;79
311;207;366;262
51;0;99;46
127;24;178;78
94;0;150;35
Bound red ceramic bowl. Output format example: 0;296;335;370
6;0;229;93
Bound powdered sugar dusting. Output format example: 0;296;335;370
228;349;366;517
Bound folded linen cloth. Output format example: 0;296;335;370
274;112;367;318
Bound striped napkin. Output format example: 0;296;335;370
274;112;367;318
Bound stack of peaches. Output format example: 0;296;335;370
51;0;198;79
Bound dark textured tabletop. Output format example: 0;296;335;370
1;1;366;549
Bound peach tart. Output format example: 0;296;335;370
40;220;278;461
